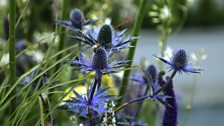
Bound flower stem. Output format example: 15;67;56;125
132;85;149;122
115;95;151;112
88;78;98;105
115;70;177;112
88;71;102;105
9;0;16;114
96;71;102;89
153;69;177;96
55;0;68;71
118;0;148;106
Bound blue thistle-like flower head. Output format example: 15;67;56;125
65;87;114;118
154;49;203;73
145;64;157;83
69;8;85;30
69;24;137;51
57;8;98;30
130;64;158;85
97;24;112;49
69;45;128;74
171;49;188;71
92;45;108;70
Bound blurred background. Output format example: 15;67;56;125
0;0;224;125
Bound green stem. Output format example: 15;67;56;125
55;0;68;71
9;0;16;114
118;0;148;106
158;32;168;71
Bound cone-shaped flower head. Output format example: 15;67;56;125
69;44;128;73
146;64;157;83
171;49;187;71
70;24;137;51
57;8;98;30
92;44;108;70
97;24;112;49
154;49;203;73
131;64;158;85
69;8;85;30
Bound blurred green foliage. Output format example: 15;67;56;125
1;0;224;40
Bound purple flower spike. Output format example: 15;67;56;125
154;49;203;74
162;77;177;126
3;17;9;40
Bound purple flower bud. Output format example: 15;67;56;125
146;64;157;83
69;9;85;30
171;49;188;71
3;17;9;40
92;47;108;70
97;24;112;49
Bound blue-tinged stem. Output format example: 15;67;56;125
9;0;16;114
88;71;102;105
118;0;148;106
88;78;98;105
115;95;151;112
96;71;102;90
87;71;102;125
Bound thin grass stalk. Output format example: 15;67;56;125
9;0;16;114
55;0;68;71
118;0;148;106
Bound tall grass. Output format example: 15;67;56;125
118;0;148;106
9;0;16;114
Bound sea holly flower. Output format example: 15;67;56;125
154;49;203;74
57;8;98;30
69;44;128;74
70;24;137;51
131;64;158;85
65;87;114;118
